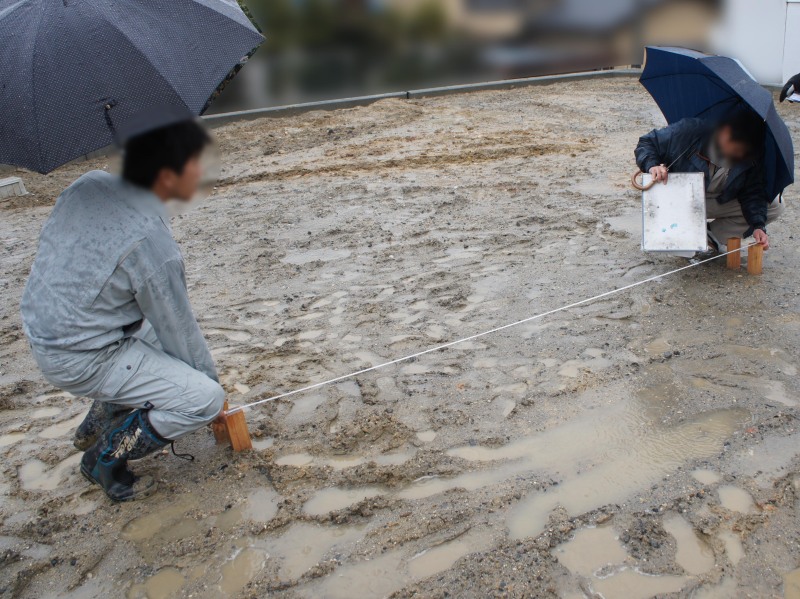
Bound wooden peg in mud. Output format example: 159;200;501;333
726;237;741;270
747;243;764;276
212;400;253;451
212;400;231;444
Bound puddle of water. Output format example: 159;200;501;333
0;432;26;448
592;568;688;599
258;522;364;580
252;437;274;451
557;356;612;378
552;526;627;576
663;514;714;575
408;528;493;581
243;487;280;523
762;380;797;407
416;430;437;442
128;567;184;599
326;455;366;470
276;453;315;467
718;485;754;513
218;547;267;597
692;469;721;485
507;408;747;539
784;568;800;599
121;497;198;542
286;394;328;423
645;338;671;354
718;530;744;565
39;413;85;439
729;432;800;488
32;407;62;419
275;452;370;470
374;451;414;466
299;552;406;599
303;486;384;516
19;454;82;491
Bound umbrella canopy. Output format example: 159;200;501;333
639;46;794;200
0;0;263;174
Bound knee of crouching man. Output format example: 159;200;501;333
209;382;225;420
200;380;226;424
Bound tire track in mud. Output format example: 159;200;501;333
216;140;588;187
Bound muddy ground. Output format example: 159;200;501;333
1;75;799;599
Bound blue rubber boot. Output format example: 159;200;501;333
80;409;168;502
73;400;132;451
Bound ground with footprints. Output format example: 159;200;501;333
1;76;800;598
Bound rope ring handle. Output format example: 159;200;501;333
631;169;656;191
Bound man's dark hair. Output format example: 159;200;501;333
719;107;766;155
122;119;211;188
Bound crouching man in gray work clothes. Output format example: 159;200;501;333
21;120;224;502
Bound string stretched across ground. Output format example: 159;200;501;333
227;243;757;415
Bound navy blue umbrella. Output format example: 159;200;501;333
640;46;794;200
0;0;263;174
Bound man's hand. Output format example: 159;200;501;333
753;229;770;250
649;164;669;184
780;73;800;102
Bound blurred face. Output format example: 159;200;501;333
715;125;750;164
155;154;203;202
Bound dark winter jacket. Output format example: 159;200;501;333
635;118;769;235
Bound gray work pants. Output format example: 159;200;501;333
29;321;224;440
707;195;786;245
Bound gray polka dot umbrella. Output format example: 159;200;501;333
0;0;264;174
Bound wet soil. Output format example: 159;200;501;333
1;76;799;598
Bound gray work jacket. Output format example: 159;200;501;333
20;170;218;382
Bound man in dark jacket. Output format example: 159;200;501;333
635;108;783;252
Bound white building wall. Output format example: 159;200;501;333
783;3;800;83
712;0;786;85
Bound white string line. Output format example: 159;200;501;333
228;243;757;414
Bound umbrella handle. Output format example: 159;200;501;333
631;169;657;191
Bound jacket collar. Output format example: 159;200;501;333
118;177;170;224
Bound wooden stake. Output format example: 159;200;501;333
226;409;253;451
212;400;252;451
726;237;741;270
747;244;764;276
212;401;230;444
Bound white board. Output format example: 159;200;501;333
641;172;707;253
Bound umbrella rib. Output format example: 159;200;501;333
86;2;192;115
694;96;742;119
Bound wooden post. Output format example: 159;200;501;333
212;400;252;451
726;238;741;270
212;401;231;444
226;409;253;451
747;244;764;276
